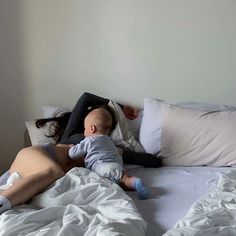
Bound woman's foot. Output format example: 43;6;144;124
0;196;11;214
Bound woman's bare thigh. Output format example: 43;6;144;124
10;146;64;177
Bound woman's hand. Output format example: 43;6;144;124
122;105;139;120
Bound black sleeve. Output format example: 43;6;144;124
61;92;109;141
122;149;162;168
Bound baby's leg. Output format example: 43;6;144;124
120;172;149;200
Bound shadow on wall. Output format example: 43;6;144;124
0;1;26;174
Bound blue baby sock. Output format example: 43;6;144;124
0;196;11;214
132;178;149;200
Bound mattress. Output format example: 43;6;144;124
124;165;233;236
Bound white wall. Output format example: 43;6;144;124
1;0;236;173
0;1;27;174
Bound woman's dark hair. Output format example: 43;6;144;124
35;112;71;142
35;104;117;142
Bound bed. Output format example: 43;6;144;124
1;97;236;236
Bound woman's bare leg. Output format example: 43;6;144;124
1;167;64;206
0;146;64;213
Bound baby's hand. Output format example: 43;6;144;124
69;144;75;148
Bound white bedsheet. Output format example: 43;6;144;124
0;167;146;236
163;169;236;236
125;166;233;236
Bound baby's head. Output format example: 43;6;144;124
84;107;113;137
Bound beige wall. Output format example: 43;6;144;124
1;0;236;173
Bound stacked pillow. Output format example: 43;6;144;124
139;98;236;166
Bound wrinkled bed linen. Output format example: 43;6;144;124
0;171;10;186
125;166;233;236
163;169;236;236
0;167;146;236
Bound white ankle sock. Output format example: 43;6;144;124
0;196;11;214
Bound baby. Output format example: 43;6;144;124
69;107;149;199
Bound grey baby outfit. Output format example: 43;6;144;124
69;135;123;183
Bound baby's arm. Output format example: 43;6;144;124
68;141;87;160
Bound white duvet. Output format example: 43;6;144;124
0;167;146;236
163;169;236;236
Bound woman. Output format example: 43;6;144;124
0;92;161;214
0;103;116;214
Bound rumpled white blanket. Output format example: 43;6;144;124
163;170;236;236
0;167;146;236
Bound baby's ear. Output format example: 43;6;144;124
90;124;96;133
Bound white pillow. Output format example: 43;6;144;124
175;101;236;112
24;105;69;146
139;97;236;156
25;121;56;145
25;106;63;145
139;98;162;155
160;103;236;166
126;110;143;140
108;101;145;153
139;97;236;166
